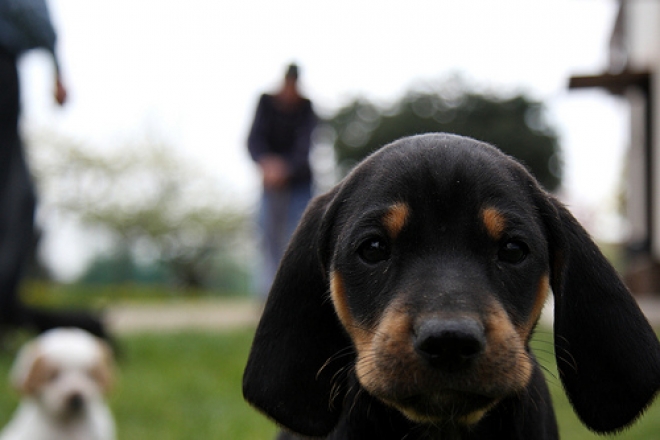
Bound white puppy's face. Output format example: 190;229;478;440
11;328;114;420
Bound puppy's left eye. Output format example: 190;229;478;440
498;240;529;264
357;237;391;264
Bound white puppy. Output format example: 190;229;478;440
0;328;116;440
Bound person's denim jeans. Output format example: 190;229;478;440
256;183;312;299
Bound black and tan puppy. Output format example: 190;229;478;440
243;133;660;439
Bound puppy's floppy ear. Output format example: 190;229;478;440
243;190;351;437
10;341;51;395
537;192;660;433
92;338;116;393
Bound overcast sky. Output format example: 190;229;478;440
19;0;626;279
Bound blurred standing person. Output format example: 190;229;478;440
0;0;66;332
248;63;317;300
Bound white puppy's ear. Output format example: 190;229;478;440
10;341;53;395
91;340;115;393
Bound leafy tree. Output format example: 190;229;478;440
325;79;562;191
27;132;250;290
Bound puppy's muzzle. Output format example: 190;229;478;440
414;318;485;372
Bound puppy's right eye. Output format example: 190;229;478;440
357;237;391;263
498;240;529;264
47;368;60;383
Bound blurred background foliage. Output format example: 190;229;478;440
27;132;252;293
323;77;562;191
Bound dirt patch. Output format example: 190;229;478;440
105;299;261;334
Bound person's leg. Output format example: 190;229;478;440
285;184;312;240
0;48;20;212
0;49;30;328
257;188;289;300
256;184;311;301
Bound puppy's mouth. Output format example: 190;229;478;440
384;390;497;425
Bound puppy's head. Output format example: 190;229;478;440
244;134;660;436
326;137;551;425
11;328;114;419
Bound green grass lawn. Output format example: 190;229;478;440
0;327;658;439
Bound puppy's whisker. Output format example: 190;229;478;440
317;346;355;379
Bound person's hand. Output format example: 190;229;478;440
54;77;67;106
259;156;289;189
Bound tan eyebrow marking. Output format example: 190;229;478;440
383;202;410;240
481;207;507;240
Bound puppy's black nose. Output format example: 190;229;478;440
414;318;485;371
67;393;85;413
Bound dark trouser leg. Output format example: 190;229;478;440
0;49;35;328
